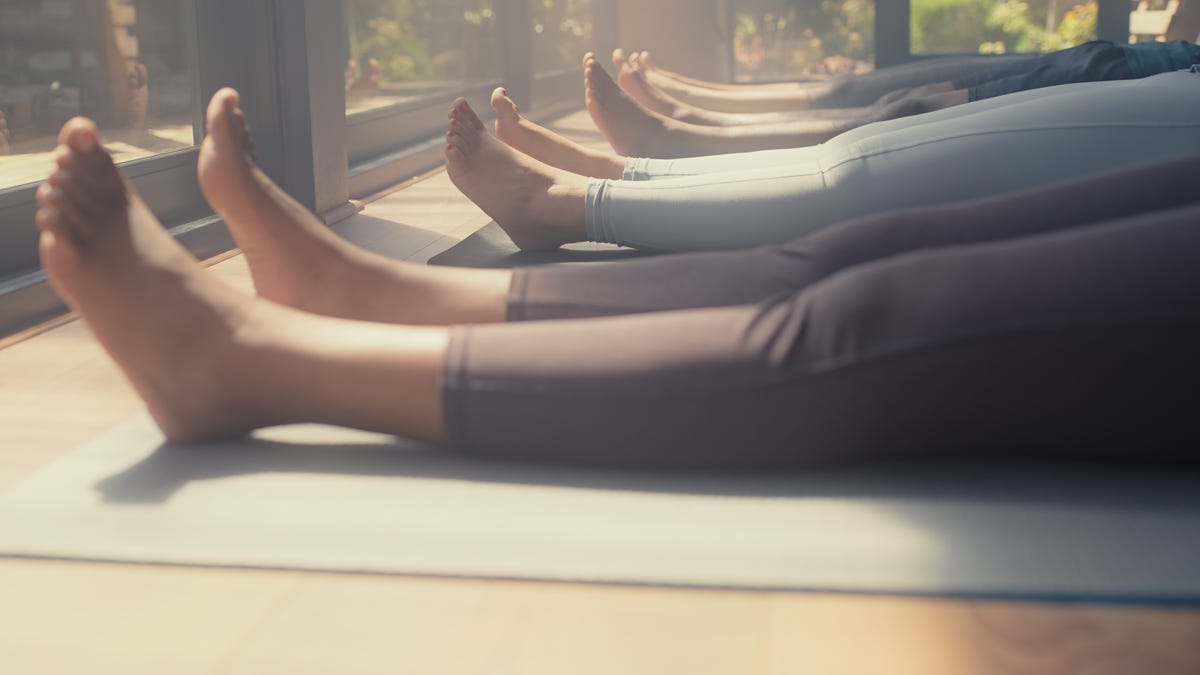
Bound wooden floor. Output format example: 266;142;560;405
2;110;1199;674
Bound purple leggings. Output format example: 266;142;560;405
442;156;1200;469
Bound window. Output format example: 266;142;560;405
0;0;198;192
731;0;875;82
531;0;594;75
344;0;501;116
0;0;601;336
910;0;1097;55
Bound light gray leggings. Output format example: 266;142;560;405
585;71;1200;252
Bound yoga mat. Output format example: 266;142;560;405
3;414;1200;603
429;222;655;268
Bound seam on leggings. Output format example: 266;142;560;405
515;301;674;319
440;326;479;453
454;313;1200;399
821;121;1200;175
597;165;827;193
506;268;533;322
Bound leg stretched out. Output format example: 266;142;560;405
36;118;448;445
462;71;1200;252
197;88;510;326
38;111;1200;468
450;198;1200;468
640;50;1036;112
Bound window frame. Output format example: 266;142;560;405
343;1;612;198
0;0;606;336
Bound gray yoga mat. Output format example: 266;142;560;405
3;414;1200;603
429;222;656;268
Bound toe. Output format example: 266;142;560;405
35;181;60;209
490;87;518;118
203;88;256;166
445;142;468;168
457;101;485;132
446;128;470;156
46;168;104;221
36;207;85;257
611;48;625;69
205;88;239;138
52;144;107;200
59;117;100;154
37;181;92;238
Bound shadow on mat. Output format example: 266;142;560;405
428;222;658;268
94;431;1200;514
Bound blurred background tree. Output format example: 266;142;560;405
531;0;594;71
346;0;499;84
913;0;1097;53
733;0;874;78
732;0;1098;80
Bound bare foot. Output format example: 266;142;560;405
616;52;680;118
0;110;9;154
197;87;352;313
445;98;588;251
491;87;624;179
583;52;671;157
196;88;507;325
35;118;284;442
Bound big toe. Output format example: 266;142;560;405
611;48;626;69
205;89;240;141
59;118;99;154
490;88;519;120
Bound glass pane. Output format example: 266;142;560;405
0;0;197;191
531;0;593;75
732;0;875;82
911;0;1097;54
345;0;501;116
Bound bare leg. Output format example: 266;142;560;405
618;53;856;127
585;52;675;156
445;98;589;250
632;50;803;92
196;88;509;325
631;51;814;113
585;54;857;158
36;118;449;444
491;87;624;179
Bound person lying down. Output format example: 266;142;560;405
450;68;1200;252
589;41;1200;157
34;88;1200;470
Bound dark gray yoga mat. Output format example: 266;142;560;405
2;415;1199;603
429;222;656;268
